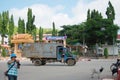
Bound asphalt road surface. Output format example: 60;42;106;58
0;59;116;80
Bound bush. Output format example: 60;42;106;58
71;51;79;55
1;48;7;57
71;51;83;57
104;48;109;58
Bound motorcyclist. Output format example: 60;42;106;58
111;58;120;75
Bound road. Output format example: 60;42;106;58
0;59;117;80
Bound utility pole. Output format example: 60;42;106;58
113;37;115;58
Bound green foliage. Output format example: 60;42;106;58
71;51;79;55
71;51;83;59
59;1;119;47
104;48;109;58
8;15;15;45
1;48;7;57
33;25;37;41
44;28;52;34
105;1;118;44
85;9;104;45
0;14;2;32
1;11;9;44
39;27;43;42
8;15;14;36
26;8;35;35
52;22;57;36
59;23;85;44
106;1;115;23
14;26;18;34
26;8;36;42
87;9;91;21
18;17;25;33
85;4;119;46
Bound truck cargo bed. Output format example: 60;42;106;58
22;43;63;58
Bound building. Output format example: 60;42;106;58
0;35;8;44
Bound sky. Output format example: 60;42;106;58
0;0;120;29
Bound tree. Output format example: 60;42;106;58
26;8;35;35
106;1;118;44
0;13;2;33
8;15;14;44
85;8;119;46
33;25;37;41
44;28;52;34
1;11;9;44
18;17;25;33
106;1;115;23
85;9;103;45
59;23;85;44
87;9;91;21
59;1;119;46
39;27;43;42
52;22;57;36
104;48;109;58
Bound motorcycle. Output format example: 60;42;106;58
110;59;120;75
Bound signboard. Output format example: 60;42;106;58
46;36;67;40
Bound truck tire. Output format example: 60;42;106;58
34;59;42;66
66;59;76;66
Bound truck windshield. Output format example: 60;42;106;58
64;48;72;57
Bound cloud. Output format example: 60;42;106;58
9;7;28;26
9;0;120;29
72;0;120;25
10;4;67;29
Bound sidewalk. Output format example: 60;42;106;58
102;78;115;80
0;57;9;61
0;57;29;61
78;56;120;61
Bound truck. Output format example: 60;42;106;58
22;43;77;66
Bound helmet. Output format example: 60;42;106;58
10;53;17;58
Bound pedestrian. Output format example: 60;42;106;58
6;51;21;80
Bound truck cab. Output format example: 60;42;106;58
57;46;76;66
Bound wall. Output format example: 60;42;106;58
103;45;119;55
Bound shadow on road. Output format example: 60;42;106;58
21;63;68;67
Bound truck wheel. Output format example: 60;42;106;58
67;59;76;66
34;59;42;66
